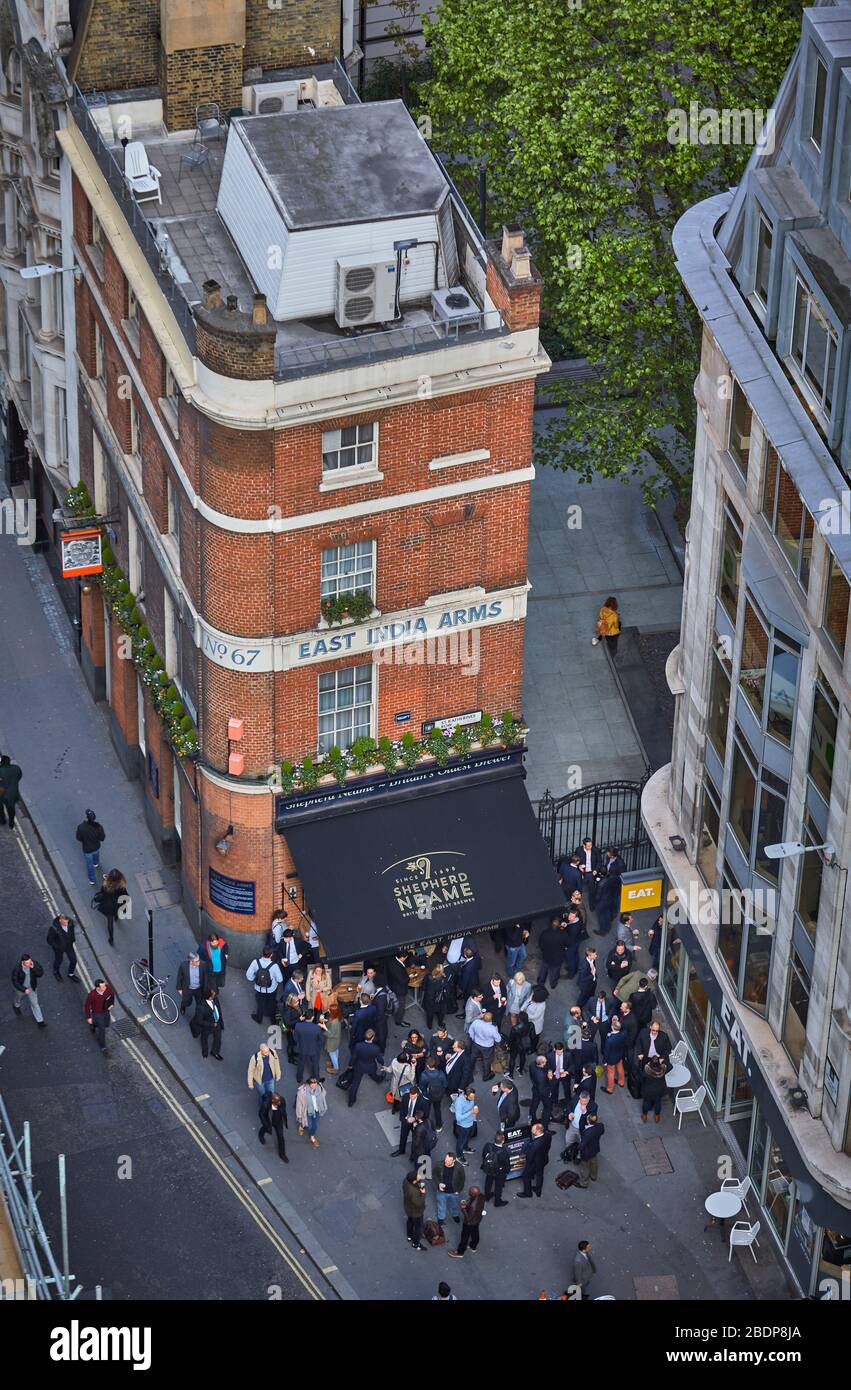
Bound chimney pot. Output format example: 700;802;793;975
202;279;221;310
501;222;525;262
511;246;532;281
226;294;239;314
252;293;268;326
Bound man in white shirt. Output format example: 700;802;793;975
468;1012;501;1081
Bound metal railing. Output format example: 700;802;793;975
537;774;658;873
0;1092;82;1300
69;86;198;352
274;308;507;381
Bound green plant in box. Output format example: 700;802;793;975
301;756;319;790
349;736;378;773
280;759;296;794
427;728;449;767
399;731;420;769
377;735;398;776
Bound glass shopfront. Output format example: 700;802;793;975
657;908;851;1296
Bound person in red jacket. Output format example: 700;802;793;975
85;978;115;1055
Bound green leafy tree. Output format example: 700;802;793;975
421;0;804;502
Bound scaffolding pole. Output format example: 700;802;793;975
0;1091;82;1300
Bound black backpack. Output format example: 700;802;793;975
254;962;273;990
481;1144;501;1176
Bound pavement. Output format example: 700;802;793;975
0;463;790;1301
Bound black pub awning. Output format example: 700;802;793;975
280;752;563;963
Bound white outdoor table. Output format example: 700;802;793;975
665;1062;691;1089
704;1189;742;1238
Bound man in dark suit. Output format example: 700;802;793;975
494;1077;520;1131
258;1092;288;1162
384;952;411;1024
371;984;392;1051
576;1114;605;1187
194;988;224;1060
528;1055;559;1127
443;1041;473;1095
348;995;377;1052
457;947;481;1002
584;990;616;1050
392;1084;431;1155
347;1029;384;1107
176;952;210;1028
576;948;599;1008
617;1001;640;1062
294;1010;325;1083
515;1123;554;1198
575;838;603;906
606;941;634;985
557;855;584;899
594;848;626;932
635;1021;672;1067
628;978;658;1029
563;909;584;979
537;917;567;990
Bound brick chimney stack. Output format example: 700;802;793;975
486;223;543;332
159;0;246;132
194;284;277;380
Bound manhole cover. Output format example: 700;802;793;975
633;1137;673;1175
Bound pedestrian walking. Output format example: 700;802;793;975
468;1011;501;1080
602;1015;628;1093
536;916;567;990
506;971;532;1019
573;1240;597;1299
576;1113;605;1187
422;963;452;1030
92;869;128;947
392;1084;431;1157
481;1131;510;1206
347;1029;384;1108
0;754;23;828
176;951;209;1025
431;1282;457;1301
75;809;105;885
197;932;228;990
84;978;115;1054
420;1055;448;1131
247;1041;282;1099
493;1077;520;1130
295;1076;327;1146
293;1010;326;1083
505;1010;532;1077
403;1171;427;1251
257;1091;289;1162
576;948;598;1008
449;1187;485;1258
640;1056;668;1123
450;1086;478;1157
296;1078;329;1145
591;595;621;654
433;1152;465;1228
195;987;224;1060
246;950;283;1024
323;1005;342;1073
46;914;80;982
11;954;46;1027
516;1123;553;1199
503;920;531;976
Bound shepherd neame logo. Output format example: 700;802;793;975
49;1321;152;1371
382;851;474;919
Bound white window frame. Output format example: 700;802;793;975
810;52;828;152
320;540;375;602
317;662;374;753
753;211;773;312
129;398;141;458
321;422;378;474
789;275;838;419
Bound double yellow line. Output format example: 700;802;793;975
12;823;326;1301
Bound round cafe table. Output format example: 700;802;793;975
704;1189;742;1239
407;966;428;1012
665;1062;691;1089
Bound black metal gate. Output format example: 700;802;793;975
537;775;657;872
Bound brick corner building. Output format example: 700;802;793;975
59;44;558;964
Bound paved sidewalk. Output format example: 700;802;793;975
523;410;685;800
0;486;787;1302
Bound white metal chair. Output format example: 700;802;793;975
720;1174;753;1216
124;141;161;204
195;102;225;145
669;1039;688;1066
674;1083;707;1129
729;1219;761;1262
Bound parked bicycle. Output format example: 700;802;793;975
130;958;179;1025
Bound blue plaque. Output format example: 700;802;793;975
209;868;256;915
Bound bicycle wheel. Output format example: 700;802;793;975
130;961;150;998
151;988;179;1025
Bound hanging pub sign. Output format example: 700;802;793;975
61;527;103;578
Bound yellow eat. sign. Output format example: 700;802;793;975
620;877;663;911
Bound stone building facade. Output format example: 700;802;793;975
643;3;851;1296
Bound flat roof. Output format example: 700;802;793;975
233;100;449;230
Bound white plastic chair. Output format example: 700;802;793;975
720;1174;753;1216
124;141;161;204
669;1039;688;1066
729;1219;761;1262
674;1083;707;1129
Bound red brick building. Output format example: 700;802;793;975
60;57;556;962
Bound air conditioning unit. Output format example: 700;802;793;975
335;257;397;329
248;82;299;115
431;286;481;331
